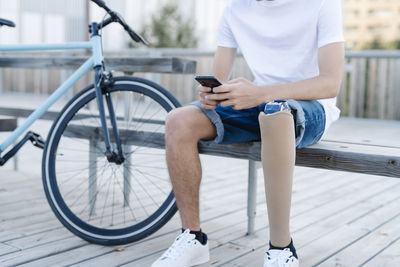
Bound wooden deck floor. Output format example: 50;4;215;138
0;103;400;266
1;151;400;266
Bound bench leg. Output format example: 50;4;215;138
13;141;18;171
123;145;131;207
13;117;18;171
89;138;98;216
123;98;132;207
247;160;258;235
0;69;3;94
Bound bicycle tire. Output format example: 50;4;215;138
42;76;181;245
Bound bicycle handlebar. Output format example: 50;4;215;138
91;0;148;45
91;0;109;12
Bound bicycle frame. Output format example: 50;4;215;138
0;24;106;156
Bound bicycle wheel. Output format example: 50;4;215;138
42;76;181;245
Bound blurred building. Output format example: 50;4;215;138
0;0;228;50
0;0;87;44
344;0;400;49
1;0;399;51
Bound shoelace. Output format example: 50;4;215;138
161;230;195;261
265;248;296;265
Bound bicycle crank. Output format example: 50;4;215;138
0;131;45;166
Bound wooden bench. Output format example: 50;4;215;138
1;100;399;235
61;117;400;235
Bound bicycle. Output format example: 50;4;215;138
0;0;181;245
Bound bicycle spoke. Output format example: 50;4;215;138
61;135;105;156
56;147;102;154
133;98;155;132
78;161;112;219
63;161;108;203
110;166;138;223
133;106;163;132
116;166;150;217
111;165;116;226
124;93;143;146
131;165;170;184
99;168;114;225
129;123;164;154
130;164;167;170
83;102;103;129
122;92;133;149
58;167;92;187
121;166;161;208
132;166;168;195
55;165;94;175
126;151;165;156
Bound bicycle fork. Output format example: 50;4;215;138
93;66;125;165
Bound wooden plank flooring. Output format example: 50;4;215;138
0;108;400;266
1;154;400;266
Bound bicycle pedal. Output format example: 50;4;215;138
29;132;45;149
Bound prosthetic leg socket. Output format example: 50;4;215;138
258;110;295;246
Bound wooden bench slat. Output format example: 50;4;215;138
296;147;400;178
0;107;164;125
0;57;197;74
1;104;399;178
0;107;59;121
0;118;17;132
322;118;400;147
63;125;400;178
310;140;400;156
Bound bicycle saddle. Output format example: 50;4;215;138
0;18;16;27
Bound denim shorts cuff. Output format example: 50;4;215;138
188;101;225;147
286;99;305;147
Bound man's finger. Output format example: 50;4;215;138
201;98;219;106
197;86;212;93
212;84;232;94
206;92;230;101
200;93;219;105
208;100;219;106
201;103;218;110
199;92;212;98
219;99;235;107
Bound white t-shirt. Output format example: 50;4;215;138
218;0;345;132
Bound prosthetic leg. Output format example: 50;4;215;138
258;110;295;247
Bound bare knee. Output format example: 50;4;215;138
165;106;216;145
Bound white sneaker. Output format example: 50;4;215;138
151;229;210;267
264;248;299;267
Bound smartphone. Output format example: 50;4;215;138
195;76;222;93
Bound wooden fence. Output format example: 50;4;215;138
1;49;399;120
340;51;400;120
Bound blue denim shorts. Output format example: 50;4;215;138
190;99;326;149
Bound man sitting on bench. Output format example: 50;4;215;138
152;0;345;266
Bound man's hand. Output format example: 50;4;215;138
206;77;268;110
198;85;219;110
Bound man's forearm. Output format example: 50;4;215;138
213;46;237;83
260;42;344;103
259;74;342;103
